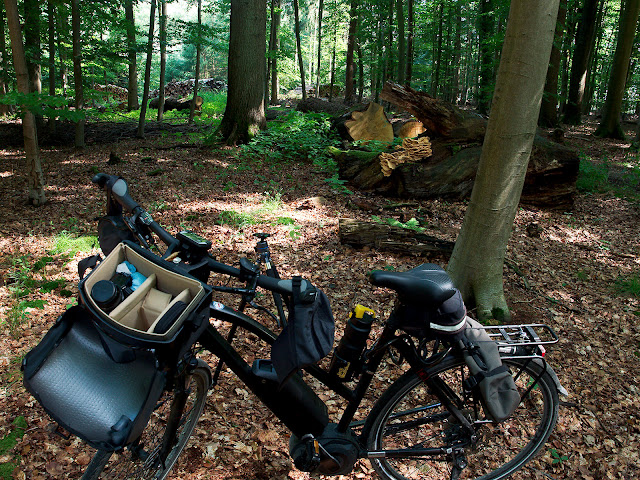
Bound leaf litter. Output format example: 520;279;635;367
0;117;638;479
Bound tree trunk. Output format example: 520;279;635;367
4;0;46;206
405;0;414;86
293;0;306;101
329;25;336;102
357;41;364;103
539;0;567;127
189;0;202;124
125;0;138;110
0;3;8;116
563;0;600;125
218;0;267;145
55;10;67;96
433;1;444;97
71;0;84;148
157;0;167;121
396;0;405;84
344;0;357;104
385;0;394;83
477;0;493;114
447;0;560;322
47;0;55;96
583;0;606;116
268;0;281;104
315;0;323;98
451;1;461;103
594;0;640;139
137;0;156;138
24;0;41;94
559;3;578;114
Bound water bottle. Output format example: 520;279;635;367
328;305;375;382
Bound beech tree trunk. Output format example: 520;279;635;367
218;0;267;145
315;0;323;98
563;0;600;125
447;0;560;322
344;0;357;104
55;10;67;95
293;0;306;101
24;0;41;94
405;0;414;86
189;0;202;124
594;0;640;139
125;0;139;111
268;0;281;105
477;0;493;114
137;0;156;138
4;0;46;206
71;0;84;148
396;0;405;84
540;0;567;127
157;0;167;121
0;4;8;116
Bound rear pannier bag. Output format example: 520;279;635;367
22;306;166;451
462;318;521;423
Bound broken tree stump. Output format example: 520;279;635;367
149;96;203;112
338;218;455;256
333;82;579;210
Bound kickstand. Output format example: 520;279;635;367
450;450;467;480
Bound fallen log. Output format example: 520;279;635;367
338;218;455;256
335;82;579;209
149;96;203;112
344;102;394;142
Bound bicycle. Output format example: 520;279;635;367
24;173;565;480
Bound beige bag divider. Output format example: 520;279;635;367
83;243;206;339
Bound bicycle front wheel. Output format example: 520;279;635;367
81;366;210;480
363;358;559;480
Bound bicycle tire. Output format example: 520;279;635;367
363;357;559;480
81;366;210;480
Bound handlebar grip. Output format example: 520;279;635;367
91;173;140;213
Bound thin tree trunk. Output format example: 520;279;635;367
563;0;600;125
539;0;567;127
270;0;281;104
4;0;46;206
433;1;444;97
405;0;414;86
138;0;156;138
477;0;493;114
55;10;67;96
125;0;139;110
47;0;55;96
71;0;84;148
448;0;560;322
559;3;577;114
189;0;202;123
451;1;461;103
24;0;41;94
386;0;394;82
595;0;640;139
293;0;306;100
315;0;323;97
157;0;167;121
329;25;336;102
583;0;606;116
344;0;357;104
396;0;405;84
357;41;364;102
0;3;9;116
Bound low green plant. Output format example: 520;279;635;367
576;158;610;194
372;215;426;232
50;231;97;256
0;416;27;480
613;273;640;298
549;448;569;465
218;210;258;229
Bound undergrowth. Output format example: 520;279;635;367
613;272;640;298
577;153;640;202
0;416;27;480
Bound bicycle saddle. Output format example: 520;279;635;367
370;263;457;306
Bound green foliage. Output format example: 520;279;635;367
0;417;27;480
218;210;258;229
613;273;640;298
372;215;426;232
0;91;85;121
549;448;569;465
577;157;610;194
50;232;98;256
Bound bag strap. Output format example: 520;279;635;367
78;254;102;279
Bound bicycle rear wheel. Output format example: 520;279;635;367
363;358;559;480
81;365;210;480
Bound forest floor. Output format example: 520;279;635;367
0;111;639;480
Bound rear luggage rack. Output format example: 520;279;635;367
474;324;559;359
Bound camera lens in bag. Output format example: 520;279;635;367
91;280;124;313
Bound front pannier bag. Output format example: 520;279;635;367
23;240;212;451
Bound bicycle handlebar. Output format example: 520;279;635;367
92;173;293;296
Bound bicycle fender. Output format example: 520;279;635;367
531;359;568;397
